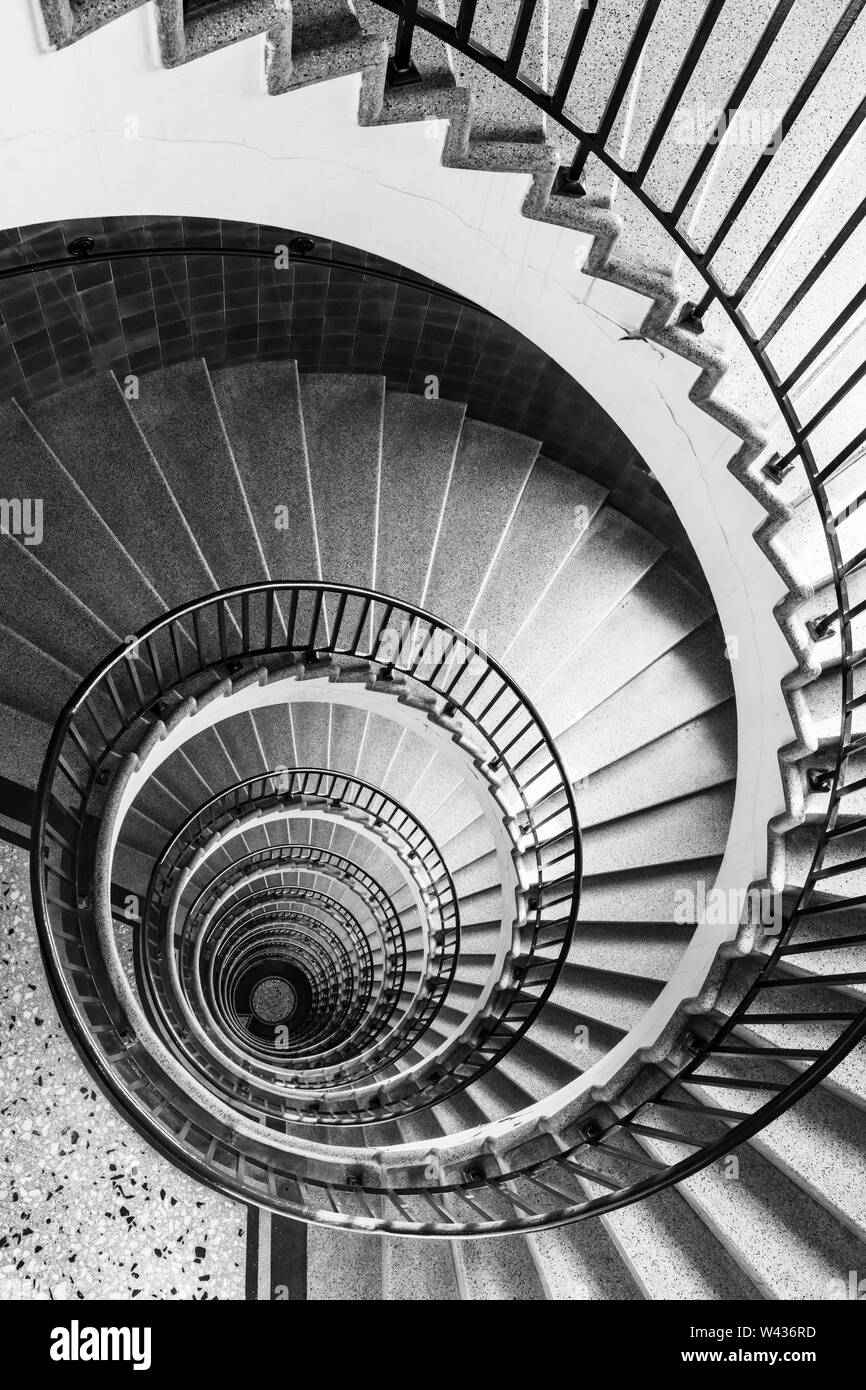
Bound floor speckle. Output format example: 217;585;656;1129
0;842;246;1300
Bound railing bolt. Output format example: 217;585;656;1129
806;613;837;642
808;768;834;793
580;1119;602;1143
77;894;92;910
552;166;587;198
386;55;422;87
288;236;316;257
67;234;95;258
677;301;705;334
761;452;794;484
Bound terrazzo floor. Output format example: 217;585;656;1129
0;842;247;1300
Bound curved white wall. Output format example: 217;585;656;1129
2;2;796;1098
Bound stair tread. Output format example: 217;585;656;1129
376;392;466;610
298;373;383;589
423;418;540;631
25;372;215;611
210;359;320;583
129;360;268;590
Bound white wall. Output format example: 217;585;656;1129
1;1;798;1114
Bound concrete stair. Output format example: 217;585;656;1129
6;352;862;1294
9;0;864;1300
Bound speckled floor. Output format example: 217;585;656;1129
0;842;247;1300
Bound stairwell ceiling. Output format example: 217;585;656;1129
0;213;707;592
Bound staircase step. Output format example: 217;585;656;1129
306;1227;383;1299
432;804;496;874
567;921;692;981
536;560;713;731
634;1117;866;1299
384;1235;460;1300
25;372;215;610
527;1221;644;1301
470;459;607;660
0;625;78;725
0;535;114;677
210;359;320;583
463;1063;534;1121
298;373;384;588
376;392;465;609
556;622;733;780
456;1235;546;1300
574;704;737;827
546;963;663;1035
588;1176;762;1301
423;419;540;630
431;1087;490;1135
506;506;664;696
450;849;500;901
578;858;723;924
378;730;437;805
0;704;53;796
677;1077;866;1241
327;704;369;779
0;400;165;639
129;360;268;589
497;1029;588;1098
581;784;736;875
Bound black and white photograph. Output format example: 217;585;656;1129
0;0;864;1353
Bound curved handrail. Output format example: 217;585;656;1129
186;881;375;1054
32;580;584;1210
149;844;410;1086
345;0;866;1212
29;548;863;1225
204;891;376;1056
25;3;865;1229
142;768;461;1083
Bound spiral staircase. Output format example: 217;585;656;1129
0;0;864;1299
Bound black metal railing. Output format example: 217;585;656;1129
159;845;415;1087
152;845;404;1076
32;580;582;1194
142;769;462;1089
26;0;866;1230
205;891;377;1055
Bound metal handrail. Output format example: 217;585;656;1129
155;844;412;1094
28;421;863;1226
32;579;583;1216
344;0;866;1213
148;767;455;1017
181;867;381;1056
142;768;461;1086
205;892;376;1054
25;1;865;1229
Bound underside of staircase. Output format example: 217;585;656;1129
0;0;863;1305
